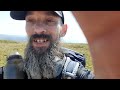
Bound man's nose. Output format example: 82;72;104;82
33;23;47;34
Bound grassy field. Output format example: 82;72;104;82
0;40;93;71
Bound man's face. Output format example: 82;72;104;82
24;11;67;78
25;11;66;53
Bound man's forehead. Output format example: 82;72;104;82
26;11;60;17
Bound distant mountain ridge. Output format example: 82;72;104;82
0;34;28;42
0;34;85;43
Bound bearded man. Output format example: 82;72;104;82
3;11;94;79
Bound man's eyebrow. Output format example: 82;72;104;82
45;11;59;17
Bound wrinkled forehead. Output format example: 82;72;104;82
26;11;60;18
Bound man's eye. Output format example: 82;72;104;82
46;19;57;25
47;19;55;23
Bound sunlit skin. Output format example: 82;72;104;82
72;11;120;79
25;11;67;51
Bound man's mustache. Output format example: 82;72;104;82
29;34;52;42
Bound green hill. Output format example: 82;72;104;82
0;40;93;71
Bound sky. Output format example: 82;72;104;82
0;11;88;43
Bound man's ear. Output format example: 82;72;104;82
60;24;67;37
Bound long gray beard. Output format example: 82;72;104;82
23;41;64;79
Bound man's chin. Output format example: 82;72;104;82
33;47;49;54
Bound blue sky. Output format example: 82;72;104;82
0;11;88;43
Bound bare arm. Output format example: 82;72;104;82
72;11;120;79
